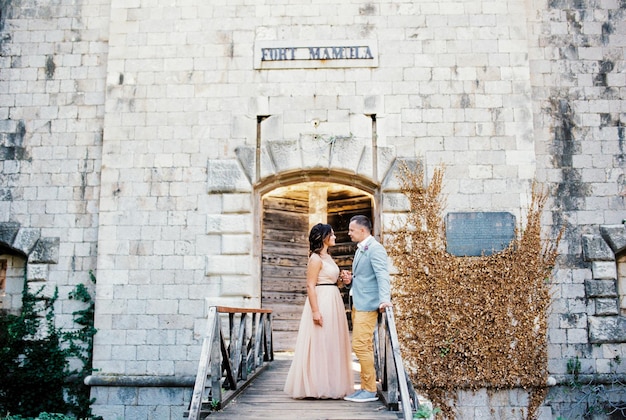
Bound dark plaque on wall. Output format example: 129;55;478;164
445;212;515;256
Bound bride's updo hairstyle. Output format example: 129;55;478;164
309;223;332;256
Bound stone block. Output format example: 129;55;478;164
28;237;60;263
487;389;508;406
589;316;626;343
591;261;617;280
26;264;48;282
356;145;374;179
382;212;407;233
346;114;370;139
382;157;423;193
145;360;175;376
566;328;588;344
137;386;186;406
0;222;20;246
572;268;591;282
146;299;178;315
234;145;255;183
600;224;626;254
260;113;284;142
364;95;384;115
206;214;251;235
452;404;473;419
123;405;149;419
567;296;587;313
222;234;251;254
474;406;492;419
91;405;125;420
26;280;55;302
222;193;252;214
205;255;251;275
377;146;396;183
562;283;585;299
231;114;256;140
220;275;254;297
596;358;613;374
250;96;270;116
327;134;367;172
586;299;596;316
547;343;562;359
379;113;401;139
259;146;276;179
13;227;41;255
457;388;488;406
207;159;251;193
559;312;586;329
535;406;552;420
267;139;301;172
382;192;410;212
594;298;619;316
582;234;614;261
584;279;617;297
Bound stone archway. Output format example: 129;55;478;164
204;127;419;348
259;179;375;351
0;222;59;312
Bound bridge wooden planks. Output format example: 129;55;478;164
206;353;402;420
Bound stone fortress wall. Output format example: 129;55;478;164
0;0;624;418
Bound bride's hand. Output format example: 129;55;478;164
312;312;323;327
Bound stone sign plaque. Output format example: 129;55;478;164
254;39;379;69
445;212;515;257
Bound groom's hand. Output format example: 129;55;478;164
378;302;392;312
340;270;352;285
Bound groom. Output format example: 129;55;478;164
341;215;392;403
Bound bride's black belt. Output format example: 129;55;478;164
316;283;338;287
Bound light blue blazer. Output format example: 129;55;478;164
350;237;391;312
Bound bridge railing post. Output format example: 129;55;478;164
187;306;273;419
375;306;418;420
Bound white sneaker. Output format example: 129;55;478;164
343;390;362;401
344;390;378;402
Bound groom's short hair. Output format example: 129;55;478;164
350;215;372;232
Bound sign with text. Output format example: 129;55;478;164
254;40;378;69
445;212;516;257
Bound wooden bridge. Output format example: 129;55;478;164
186;306;418;420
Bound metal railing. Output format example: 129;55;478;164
187;306;273;420
375;306;419;420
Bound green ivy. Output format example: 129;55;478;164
62;272;99;417
0;271;100;419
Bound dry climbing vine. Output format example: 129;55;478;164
387;163;561;419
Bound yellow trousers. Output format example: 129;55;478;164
351;309;378;392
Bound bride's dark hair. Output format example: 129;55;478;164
309;223;332;256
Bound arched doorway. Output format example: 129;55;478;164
261;181;374;351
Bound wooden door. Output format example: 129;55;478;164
261;194;309;351
327;191;373;329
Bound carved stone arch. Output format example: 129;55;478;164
582;224;626;343
255;168;380;197
0;222;60;265
235;135;396;189
0;221;59;282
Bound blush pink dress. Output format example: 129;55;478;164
283;255;354;399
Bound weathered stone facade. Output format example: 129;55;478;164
0;0;624;418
